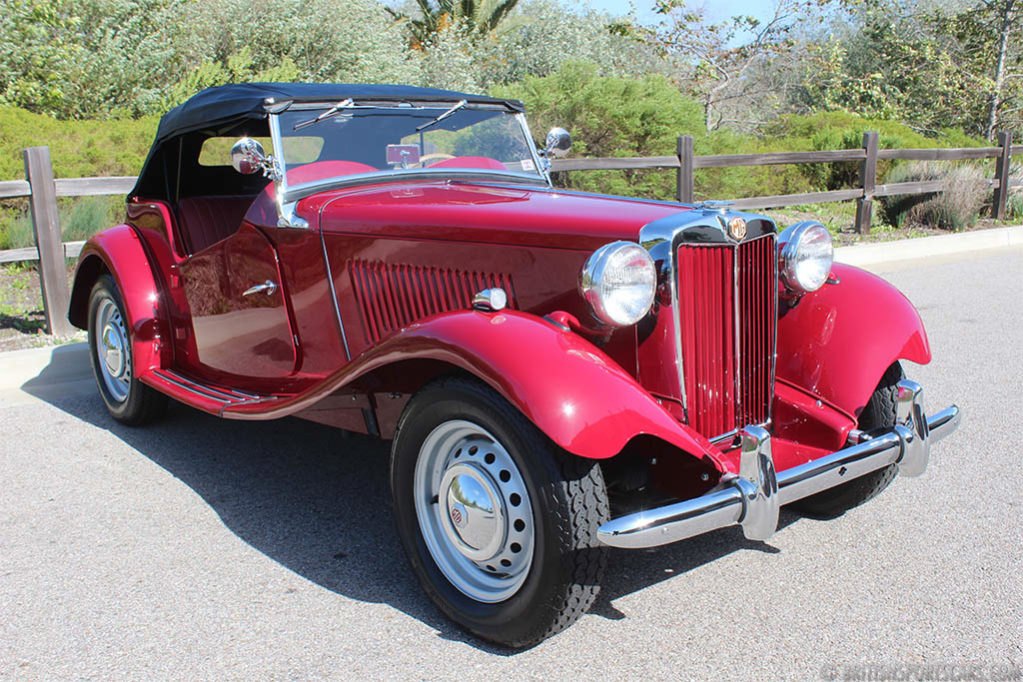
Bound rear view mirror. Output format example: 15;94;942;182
230;138;270;175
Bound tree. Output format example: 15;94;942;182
636;0;831;131
797;0;1022;138
387;0;521;47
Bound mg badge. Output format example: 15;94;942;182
728;217;747;241
450;503;467;528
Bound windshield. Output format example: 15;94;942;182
274;103;543;189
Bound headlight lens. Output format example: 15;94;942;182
579;241;657;326
779;221;833;294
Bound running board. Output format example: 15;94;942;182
143;369;285;417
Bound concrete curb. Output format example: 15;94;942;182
835;224;1023;267
0;342;89;391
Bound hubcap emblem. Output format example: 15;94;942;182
450;504;466;528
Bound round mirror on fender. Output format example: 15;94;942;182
230;138;268;175
544;127;572;158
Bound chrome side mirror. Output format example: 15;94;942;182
230;138;270;175
544;127;572;158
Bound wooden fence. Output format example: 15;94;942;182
1;133;1020;336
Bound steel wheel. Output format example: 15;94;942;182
92;295;131;404
392;377;609;647
86;274;167;425
414;419;534;603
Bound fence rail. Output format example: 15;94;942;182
0;132;1019;335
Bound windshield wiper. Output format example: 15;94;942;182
415;100;468;132
293;98;354;131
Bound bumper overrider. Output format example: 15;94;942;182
598;380;961;548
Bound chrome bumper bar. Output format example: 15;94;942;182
598;380;961;548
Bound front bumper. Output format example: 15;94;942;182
598;380;960;548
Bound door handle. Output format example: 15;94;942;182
242;279;277;297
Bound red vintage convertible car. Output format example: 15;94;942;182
69;83;960;647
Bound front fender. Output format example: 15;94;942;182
776;262;931;419
226;309;720;465
69;224;169;373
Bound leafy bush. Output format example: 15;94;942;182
1007;171;1023;221
880;161;989;231
764;111;986;191
0;106;156;179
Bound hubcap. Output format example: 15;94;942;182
101;324;125;378
93;296;131;403
414;420;534;603
441;463;505;560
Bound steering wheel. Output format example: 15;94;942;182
420;153;456;167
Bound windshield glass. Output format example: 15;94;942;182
275;103;542;187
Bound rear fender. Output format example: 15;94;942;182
228;309;722;467
69;224;169;373
776;263;930;420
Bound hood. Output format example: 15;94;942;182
306;180;692;251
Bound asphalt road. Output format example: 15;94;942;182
2;247;1020;680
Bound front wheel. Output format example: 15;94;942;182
87;274;167;425
790;362;904;519
390;377;608;648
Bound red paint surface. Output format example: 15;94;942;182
69;177;933;482
776;263;931;417
73;225;169;373
177;223;297;378
222;309;724;466
313;180;686;250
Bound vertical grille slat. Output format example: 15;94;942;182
677;235;775;439
349;260;516;343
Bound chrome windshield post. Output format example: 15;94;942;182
267;110;308;229
516;113;552;187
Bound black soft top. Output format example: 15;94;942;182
152;82;524;146
131;82;524;200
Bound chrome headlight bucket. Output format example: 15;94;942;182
778;221;833;294
579;241;657;327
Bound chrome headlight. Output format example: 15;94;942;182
579;241;657;326
778;221;833;294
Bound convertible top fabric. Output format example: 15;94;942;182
152;82;524;146
130;83;525;200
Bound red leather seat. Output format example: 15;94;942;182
176;196;254;254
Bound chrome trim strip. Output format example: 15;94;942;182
281;168;547;204
598;384;960;549
515;112;550;187
157;369;263;401
319;228;351;361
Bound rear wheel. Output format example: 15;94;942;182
87;274;167;425
791;362;903;519
390;376;608;648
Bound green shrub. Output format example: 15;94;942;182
1007;171;1023;221
0;106;156;180
880;161;989;231
764;111;987;191
64;196;122;242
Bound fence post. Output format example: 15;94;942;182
24;146;74;337
677;134;694;203
993;131;1012;220
854;131;879;234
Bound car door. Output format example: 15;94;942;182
178;223;297;379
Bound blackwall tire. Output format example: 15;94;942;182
790;362;904;519
390;376;608;648
87;274;167;426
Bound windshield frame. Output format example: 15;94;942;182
267;101;550;208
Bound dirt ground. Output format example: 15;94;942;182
0;263;83;352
